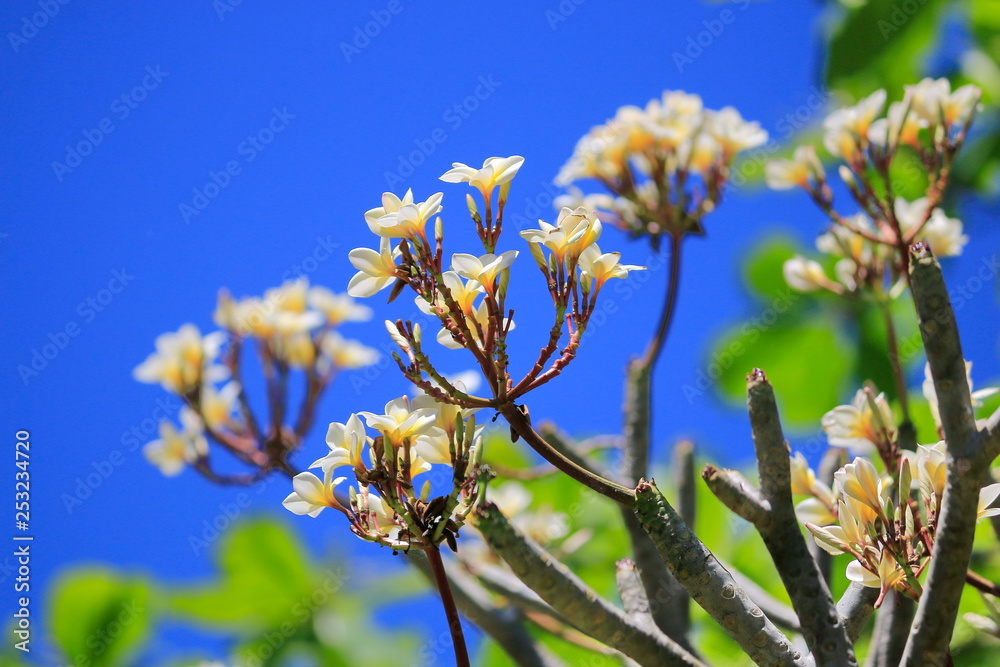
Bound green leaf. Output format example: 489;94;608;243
170;518;313;631
49;569;151;667
710;316;855;427
825;0;949;98
743;236;800;300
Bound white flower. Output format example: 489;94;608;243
707;107;768;157
846;549;906;592
822;389;895;454
356;485;400;540
365;190;443;240
868;100;926;149
451;251;518;293
823;89;886;160
577;244;645;289
134;324;228;394
913;441;947;499
789;451;836;504
978;484;1000;521
795;498;838;526
439;156;525;197
348;237;401;298
783;256;829;292
905;78;981;127
320;332;379;370
200;381;241;430
766;145;824;190
143;408;206;476
520;206;602;263
282;469;346;517
834;457;886;516
359;397;442;448
307;287;373;326
313;413;368;473
922;361;999;428
894;198;967;257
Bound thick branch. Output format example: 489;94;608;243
901;245;988;666
746;370;857;667
836;583;878;644
634;481;806;667
475;501;704;667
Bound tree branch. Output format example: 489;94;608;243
634;481;807;667
475;501;705;667
745;370;858;667
406;551;564;667
836;582;878;644
901;244;991;667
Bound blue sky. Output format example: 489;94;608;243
2;1;998;664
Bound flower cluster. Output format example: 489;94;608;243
134;279;378;479
556;90;768;240
347;157;644;409
794;451;1000;606
283;393;488;552
771;79;980;297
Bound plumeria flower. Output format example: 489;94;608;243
282;468;347;517
144;408;207;476
307;287;373;326
313;413;369;474
868;100;926;149
905;78;981;127
451;251;518;294
894;197;968;257
789;452;836;503
922;361;999;429
439;156;525;198
978;484;1000;521
365;190;444;241
320;331;379;370
766;145;825;190
413;271;483;319
707;106;768;157
834;457;886;516
359;396;443;448
913;441;947;500
847;549;906;596
200;381;242;430
348;237;402;298
365;190;444;240
822;389;896;455
409;393;483;465
795;498;838;527
521;206;602;264
577;244;645;290
823;89;887;160
783;256;830;292
134;324;228;394
676;133;719;176
264;279;309;314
